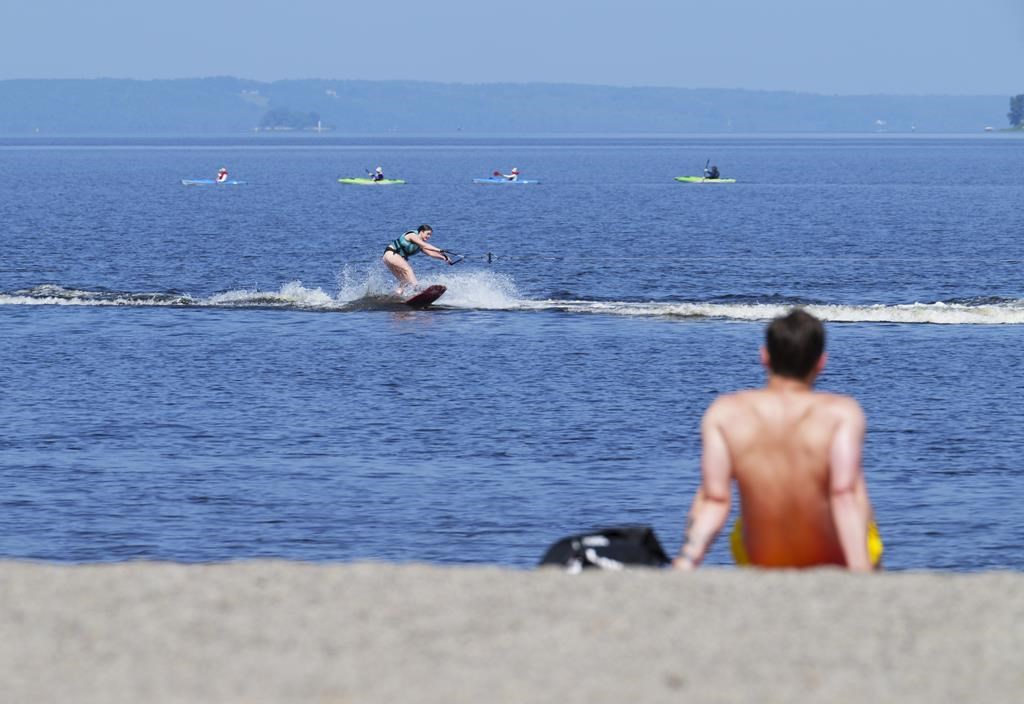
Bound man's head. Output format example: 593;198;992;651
763;309;826;380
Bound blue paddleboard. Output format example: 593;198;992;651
473;177;540;185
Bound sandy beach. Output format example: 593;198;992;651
1;562;1021;703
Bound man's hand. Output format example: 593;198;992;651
672;555;697;571
672;545;701;571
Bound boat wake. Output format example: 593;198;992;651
523;298;1024;324
4;281;1024;324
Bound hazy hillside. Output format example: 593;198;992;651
0;77;1007;134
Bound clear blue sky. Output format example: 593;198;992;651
3;0;1022;95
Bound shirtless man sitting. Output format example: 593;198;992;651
674;309;881;572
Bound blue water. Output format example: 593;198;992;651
2;134;1023;570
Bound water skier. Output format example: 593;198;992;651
382;224;453;295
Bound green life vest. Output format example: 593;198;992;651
388;231;421;259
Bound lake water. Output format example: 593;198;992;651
2;133;1023;570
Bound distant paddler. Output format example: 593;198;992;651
216;167;229;183
382;224;454;295
703;160;721;180
371;166;385;182
499;167;520;182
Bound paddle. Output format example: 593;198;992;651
492;171;501;177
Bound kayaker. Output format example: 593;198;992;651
216;167;229;183
371;166;385;182
501;167;520;181
704;164;721;180
382;224;453;294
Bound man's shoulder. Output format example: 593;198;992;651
707;388;862;418
812;391;865;425
705;389;762;419
815;390;862;410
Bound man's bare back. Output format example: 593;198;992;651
703;381;869;567
675;310;877;572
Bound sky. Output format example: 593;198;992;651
2;0;1023;95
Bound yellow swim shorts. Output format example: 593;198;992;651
730;517;884;567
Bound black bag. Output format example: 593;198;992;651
538;526;670;572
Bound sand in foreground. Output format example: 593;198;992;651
1;562;1022;703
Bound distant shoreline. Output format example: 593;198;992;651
0;77;1007;135
0;130;1017;141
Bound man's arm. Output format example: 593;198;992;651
674;401;733;570
828;399;872;572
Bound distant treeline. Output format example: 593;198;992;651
1008;94;1024;128
0;77;1009;134
258;108;324;131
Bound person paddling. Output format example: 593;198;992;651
500;167;520;181
216;167;229;183
382;224;453;295
703;163;720;180
371;166;385;182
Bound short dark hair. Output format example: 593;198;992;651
417;224;433;233
765;309;825;379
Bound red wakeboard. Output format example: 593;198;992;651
404;284;447;308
